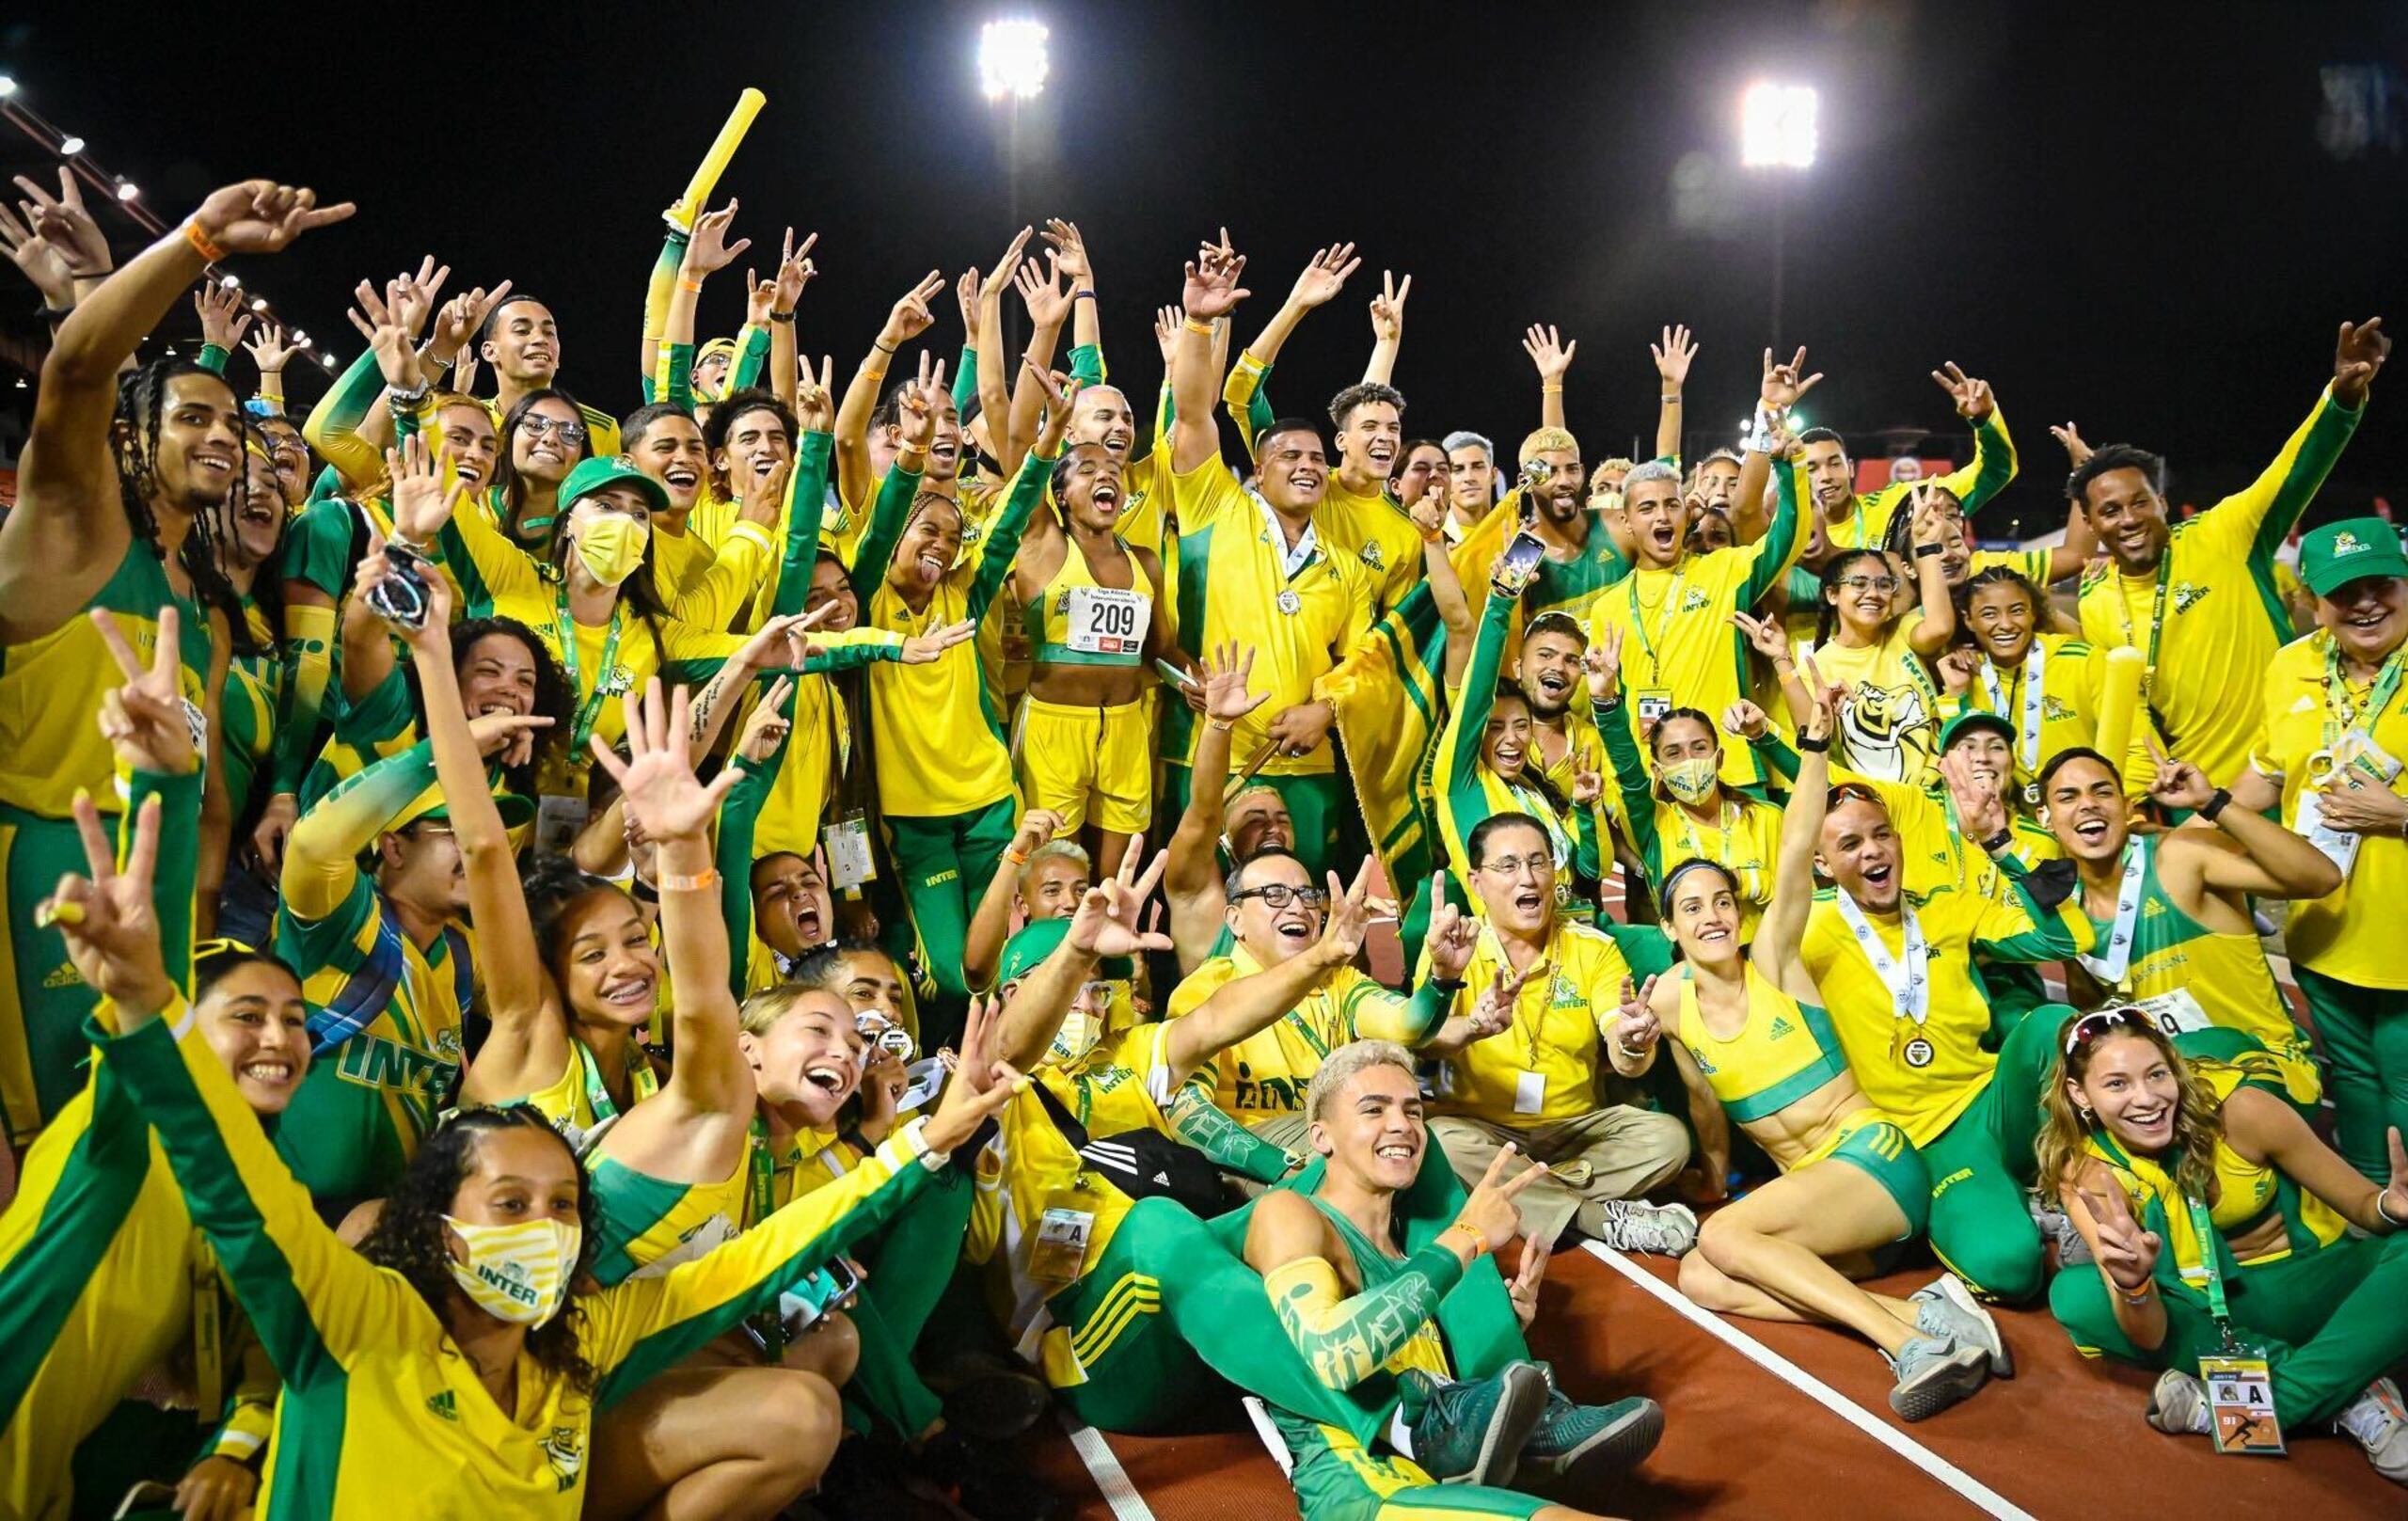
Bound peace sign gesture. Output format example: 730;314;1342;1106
2074;1179;2162;1294
1451;1143;1552;1254
1928;360;1994;421
2144;737;2214;813
90;605;198;777
1509;1237;1552;1329
1464;958;1547;1041
1068;835;1175;959
1614;974;1664;1056
1369;269;1411;345
895;350;948;452
1314;856;1380;967
40;787;174;1016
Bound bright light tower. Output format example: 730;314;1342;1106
1740;81;1817;352
978;20;1050;101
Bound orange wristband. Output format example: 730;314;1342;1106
678;277;705;293
184;220;227;263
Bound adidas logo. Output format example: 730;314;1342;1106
1766;1014;1797;1039
1153;1171;1169;1186
427;1389;459;1421
2291;695;2318;714
41;962;85;990
2143;899;2167;918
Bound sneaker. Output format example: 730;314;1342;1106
1515;1363;1665;1496
2146;1369;2211;1436
1586;1199;1700;1256
940;1360;1051;1441
1884;1336;1989;1422
2335;1376;2408;1485
1911;1273;2014;1378
1401;1363;1549;1488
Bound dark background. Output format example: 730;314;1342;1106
5;0;2405;540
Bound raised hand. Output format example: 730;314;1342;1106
1653;324;1698;388
90;606;198;776
896;350;946;452
766;228;817;318
1153;304;1185;367
2048;420;2094;470
2075;1181;2162;1293
1759;344;1823;413
734;674;796;764
1522;323;1576;383
347;277;427;392
1451;1143;1551;1255
1287;240;1360;311
243;322;296;375
0;198;74;306
1929;360;1994;421
899;618;977;664
925;991;1028;1151
2144;737;2214;813
980;227;1035;309
795;354;836;434
426;279;513;368
1935;646;1980;696
881;271;947;349
1465;958;1545;1041
1041;217;1092;284
1582;627;1625;705
956;268;982;338
194;283;252;352
388;254;452;340
1180;231;1251;322
1938;747;2008;841
187;179;356;258
1615;975;1663;1054
1508;1236;1552;1328
588;679;740;841
1907;481;1948;549
2333;317;2389;407
1721;699;1772;741
383;434;469;542
1572;753;1605;808
1201;641;1269;723
1369;269;1411;344
11;167;112;277
40;789;171;1014
1068;838;1175;958
682;198;751;277
1424;876;1477;981
1016;252;1073;329
1025;359;1081;455
1315;857;1378;966
1730;609;1791;666
1009;807;1067;861
1799;657;1842;747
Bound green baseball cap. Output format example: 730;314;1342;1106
1938;708;2016;753
560;453;670;517
2299;516;2408;597
392;784;537;834
998;917;1070;986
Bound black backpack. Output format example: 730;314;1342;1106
1033;1079;1232;1219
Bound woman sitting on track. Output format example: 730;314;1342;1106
1636;679;2008;1419
2039;1006;2408;1482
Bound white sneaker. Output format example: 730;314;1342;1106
2146;1369;2211;1436
1588;1199;1699;1256
2336;1377;2408;1485
1911;1273;2013;1378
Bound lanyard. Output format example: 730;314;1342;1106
1502;780;1574;867
1981;642;2050;771
553;590;626;755
1672;799;1758;903
744;1117;786;1359
2323;640;2406;750
2078;837;2148;988
2114;554;2173;699
190;1234;223;1422
2182;1193;2238;1346
1481;923;1552;1066
578;1038;658;1125
1625;569;1687;682
1833;888;1929;1024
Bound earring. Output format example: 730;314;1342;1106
2077;1105;2094;1125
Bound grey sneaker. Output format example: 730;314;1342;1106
1515;1363;1665;1495
1911;1273;2013;1378
2335;1376;2408;1485
1400;1363;1550;1488
2147;1369;2211;1435
1587;1199;1699;1256
1885;1336;1988;1421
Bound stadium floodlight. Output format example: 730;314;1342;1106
249;297;268;313
220;274;240;289
979;19;1050;101
115;180;137;201
1740;82;1817;170
57;135;85;155
0;76;17;98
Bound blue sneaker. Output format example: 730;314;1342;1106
1400;1363;1549;1487
1516;1363;1664;1497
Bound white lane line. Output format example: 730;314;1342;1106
1058;1407;1161;1521
1579;1241;2036;1521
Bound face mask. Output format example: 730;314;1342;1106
573;514;649;588
1661;756;1719;803
1049;1004;1104;1067
444;1214;579;1326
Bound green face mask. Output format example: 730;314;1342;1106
1661;756;1720;803
574;514;649;588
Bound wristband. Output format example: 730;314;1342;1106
2198;787;2232;823
1004;847;1030;867
677;277;705;293
1184;319;1214;337
656;867;721;893
1540;384;1563;394
769;309;796;324
1430;976;1465;996
1796;734;1830;753
1979;827;2015;854
183;220;227;263
2115;1279;2157;1306
1913;543;1943;559
2375;1189;2406;1229
1073;290;1098;302
388;384;431;410
1441;1223;1489;1260
1207;718;1236;733
1659;393;1683;404
872;339;897;355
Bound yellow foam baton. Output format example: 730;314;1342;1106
666;88;767;232
2093;645;2147;780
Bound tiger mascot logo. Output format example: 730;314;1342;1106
1838;680;1931;781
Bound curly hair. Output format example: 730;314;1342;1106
357;1106;601;1393
521;856;636;979
446;614;573;792
2035;1006;2224;1210
1814;547;1896;649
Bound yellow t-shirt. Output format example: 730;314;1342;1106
2077;386;2365;784
1314;476;1425;617
2252;628;2408;990
1164;459;1374;776
1810;622;1942;785
1164;946;1434;1121
1432;918;1634;1130
1823;408;2018;552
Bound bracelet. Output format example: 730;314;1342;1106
1660;393;1683;404
1183;319;1214;337
1207;718;1236;733
1797;734;1830;753
769;309;796;324
183;220;227;263
1004;847;1030;867
2115;1281;2156;1307
388;384;431;409
655;867;721;893
2376;1189;2406;1229
1430;976;1465;996
677;277;705;293
1913;544;1943;559
1541;384;1563;394
1441;1223;1489;1260
2198;787;2232;823
1073;289;1098;302
872;339;897;355
1980;827;2015;854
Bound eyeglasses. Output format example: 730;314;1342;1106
520;416;589;445
1477;853;1558;879
1836;575;1900;594
2063;1006;2147;1056
1231;883;1327;910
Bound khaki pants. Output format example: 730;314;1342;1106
1430;1107;1689;1244
1230;1113;1317;1198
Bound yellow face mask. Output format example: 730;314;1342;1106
574;514;649;588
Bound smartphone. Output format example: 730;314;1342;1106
1491;530;1547;594
1154;658;1199;690
113;1483;179;1520
367;542;433;630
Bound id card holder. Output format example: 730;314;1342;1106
1029;1190;1096;1285
1634;689;1673;728
822;811;877;890
2201;1353;2286;1455
1513;1069;1546;1116
535;793;589;857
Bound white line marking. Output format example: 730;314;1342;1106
1058;1407;1160;1521
1579;1241;2036;1521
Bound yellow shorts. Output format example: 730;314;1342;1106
1011;695;1152;834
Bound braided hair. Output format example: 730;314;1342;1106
113;358;245;631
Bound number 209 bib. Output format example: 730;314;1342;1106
1064;585;1149;658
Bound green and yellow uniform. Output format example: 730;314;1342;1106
1523;515;1634;627
1802;880;2089;1300
2253;625;2408;1179
1433;592;1601;905
1013;531;1156;835
220;594;284;829
1589;459;1803;791
1810;622;1944;785
1597;700;1784;944
2078;387;2364;784
1163;947;1447;1123
1431;918;1635;1130
1670;963;1927;1232
0;543;211;1141
1315;478;1426;618
1948;631;2161;801
2049;1061;2408;1428
1823;406;2017;553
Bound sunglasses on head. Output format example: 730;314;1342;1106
1826;783;1882;810
2064;1006;2147;1056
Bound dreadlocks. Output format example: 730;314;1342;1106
113;357;245;634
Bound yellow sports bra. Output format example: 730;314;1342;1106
1673;963;1849;1125
1025;534;1154;668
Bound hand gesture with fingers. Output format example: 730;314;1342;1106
734;675;796;764
1582;629;1624;705
588;680;739;842
882;271;947;348
243;322;296;375
1042;218;1092;285
1313;858;1378;967
90;606;198;776
980;227;1034;309
896;351;946;452
1523;323;1576;383
383;434;468;542
2048;420;2093;469
1509;1236;1552;1328
1424;875;1476;981
956;269;982;338
1154;305;1185;367
2075;1181;2162;1293
773;228;817;314
926;991;1028;1151
1721;699;1771;741
1181;231;1251;322
2143;737;2213;813
1936;646;1978;696
2332;317;2389;408
1799;657;1842;748
13;167;113;276
1465;959;1545;1041
1615;975;1663;1055
40;789;173;1014
1929;360;1993;421
795;354;837;433
0;199;73;307
427;279;513;368
1288;241;1359;311
1370;270;1411;344
1759;344;1823;413
682;199;751;277
899;618;976;664
349;277;427;392
1573;753;1605;808
1730;609;1791;665
1653;324;1698;388
1908;481;1948;549
1452;1143;1551;1255
1010;808;1066;861
1016;252;1072;328
1026;359;1081;456
1201;641;1268;723
1068;838;1174;959
388;254;452;340
194;283;252;352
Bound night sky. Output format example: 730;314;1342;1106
5;1;2405;537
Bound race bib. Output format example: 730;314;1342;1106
821;813;877;890
535;794;590;857
2129;990;2212;1039
1063;584;1150;657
